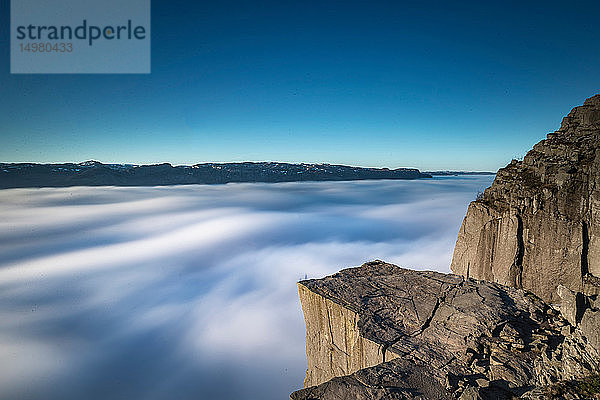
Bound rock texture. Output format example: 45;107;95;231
451;95;600;304
292;261;600;400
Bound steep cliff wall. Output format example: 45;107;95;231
297;283;398;388
451;94;600;303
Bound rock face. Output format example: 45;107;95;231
451;95;600;304
291;261;600;400
297;283;398;388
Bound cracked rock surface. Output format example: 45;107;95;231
291;261;600;400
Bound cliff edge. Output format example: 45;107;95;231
292;262;599;399
291;95;600;399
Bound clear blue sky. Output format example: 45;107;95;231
1;0;599;171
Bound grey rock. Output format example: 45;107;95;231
451;94;600;304
290;358;452;400
291;261;600;400
557;284;587;326
580;303;600;353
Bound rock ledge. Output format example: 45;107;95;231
291;261;600;400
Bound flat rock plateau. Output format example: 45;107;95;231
291;95;600;400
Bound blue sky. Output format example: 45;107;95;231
1;0;599;170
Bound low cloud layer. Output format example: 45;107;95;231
0;176;493;400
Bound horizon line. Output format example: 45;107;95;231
0;159;497;173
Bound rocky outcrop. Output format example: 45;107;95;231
561;286;600;354
292;261;600;400
292;357;452;400
291;95;600;400
451;95;600;304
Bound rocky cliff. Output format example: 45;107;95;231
451;95;600;303
292;261;600;399
291;95;600;400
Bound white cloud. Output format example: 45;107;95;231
0;176;493;400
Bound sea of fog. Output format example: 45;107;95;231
0;176;493;400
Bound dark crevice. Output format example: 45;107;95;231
491;322;507;337
575;292;587;324
382;344;389;363
512;215;525;288
466;262;470;279
410;293;446;337
474;285;486;305
582;220;589;278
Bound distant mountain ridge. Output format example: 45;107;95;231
0;160;433;188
